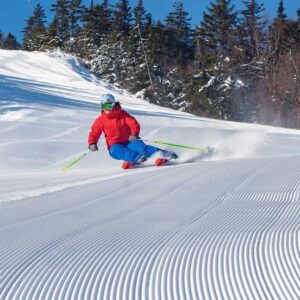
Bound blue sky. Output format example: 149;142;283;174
0;0;299;42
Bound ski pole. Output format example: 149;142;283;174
140;139;208;153
62;150;91;172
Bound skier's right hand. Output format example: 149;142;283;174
129;134;138;142
89;144;98;152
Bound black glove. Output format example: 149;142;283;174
89;143;98;151
129;134;138;142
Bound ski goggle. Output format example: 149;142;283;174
101;103;114;110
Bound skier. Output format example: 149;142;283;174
88;94;178;169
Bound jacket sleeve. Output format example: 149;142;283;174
88;117;103;145
124;111;140;136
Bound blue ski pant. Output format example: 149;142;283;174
109;140;160;163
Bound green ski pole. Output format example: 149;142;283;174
62;150;91;172
140;139;208;153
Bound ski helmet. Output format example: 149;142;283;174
100;93;116;105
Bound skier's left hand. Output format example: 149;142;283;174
129;134;138;142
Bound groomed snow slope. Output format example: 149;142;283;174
0;50;299;300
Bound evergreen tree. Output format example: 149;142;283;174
90;0;132;81
51;0;70;47
66;0;84;53
131;0;148;49
264;2;300;128
190;0;239;120
133;0;147;29
113;0;132;36
80;0;111;54
23;4;47;51
126;0;150;92
50;0;83;53
297;8;300;44
278;0;287;19
90;43;117;83
197;0;238;63
95;0;133;86
165;2;193;63
94;0;112;44
79;1;97;57
68;0;84;39
0;31;4;49
238;0;266;61
284;20;300;50
147;21;169;68
3;33;20;50
269;0;288;57
44;17;61;50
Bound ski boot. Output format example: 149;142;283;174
122;155;147;169
122;161;135;169
154;158;169;166
155;151;178;166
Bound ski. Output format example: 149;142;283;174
122;152;178;169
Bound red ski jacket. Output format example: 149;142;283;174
88;103;140;149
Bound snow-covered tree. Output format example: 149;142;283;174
23;4;47;51
79;0;112;58
43;17;61;50
51;0;70;46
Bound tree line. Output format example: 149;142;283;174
1;0;300;128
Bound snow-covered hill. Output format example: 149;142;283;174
0;50;299;300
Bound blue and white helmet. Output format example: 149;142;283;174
100;93;116;105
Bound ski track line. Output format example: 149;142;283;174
167;159;277;297
0;163;201;234
142;161;256;299
134;159;274;300
0;114;41;135
1;167;178;280
147;156;300;298
0;174;117;203
1;163;191;283
1;157;300;299
1;191;298;298
0;162;264;298
0;162;181;203
0;162;234;300
99;163;232;300
1;165;213;298
0;124;84;147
